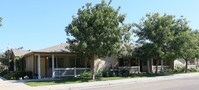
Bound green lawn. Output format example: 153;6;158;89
25;73;175;86
25;77;126;86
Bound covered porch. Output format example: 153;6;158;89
141;59;171;73
118;58;140;73
33;53;90;79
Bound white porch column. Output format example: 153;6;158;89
37;54;41;79
74;67;77;77
147;60;150;73
151;59;153;72
161;60;164;72
52;55;55;78
138;60;140;73
74;58;77;77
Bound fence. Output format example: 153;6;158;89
54;68;90;77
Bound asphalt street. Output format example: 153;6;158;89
82;76;199;90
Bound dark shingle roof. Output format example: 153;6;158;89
35;43;70;53
12;49;31;57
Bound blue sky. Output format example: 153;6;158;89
0;0;199;52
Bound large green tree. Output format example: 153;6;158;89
172;29;199;72
65;0;131;79
135;13;180;74
1;50;11;72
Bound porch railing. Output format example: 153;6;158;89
54;68;90;77
152;65;170;72
188;65;197;69
118;66;140;73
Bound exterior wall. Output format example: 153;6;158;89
25;55;34;72
95;56;118;71
174;59;197;69
64;56;70;67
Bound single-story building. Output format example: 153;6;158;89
8;43;199;79
15;43;118;79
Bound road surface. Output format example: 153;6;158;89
82;76;199;90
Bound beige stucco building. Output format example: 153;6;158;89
10;43;199;79
11;43;119;79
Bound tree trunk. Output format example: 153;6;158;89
185;59;188;73
155;59;159;75
91;54;97;80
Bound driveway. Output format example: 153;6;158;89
0;77;34;90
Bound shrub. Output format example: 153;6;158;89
25;71;33;79
0;70;8;76
80;70;92;78
3;71;32;80
101;69;115;77
80;70;103;78
121;70;129;77
164;69;174;74
13;71;25;79
102;69;109;77
188;68;198;72
174;66;184;73
96;71;103;77
13;71;32;79
3;73;14;80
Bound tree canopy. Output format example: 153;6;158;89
172;29;199;72
134;13;196;73
65;0;132;79
135;13;176;59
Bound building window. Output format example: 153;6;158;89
119;58;138;66
130;59;138;66
75;57;86;68
69;57;87;68
48;58;56;68
119;58;129;66
153;60;161;65
56;58;64;68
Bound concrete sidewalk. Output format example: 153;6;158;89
1;73;199;90
35;72;199;90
